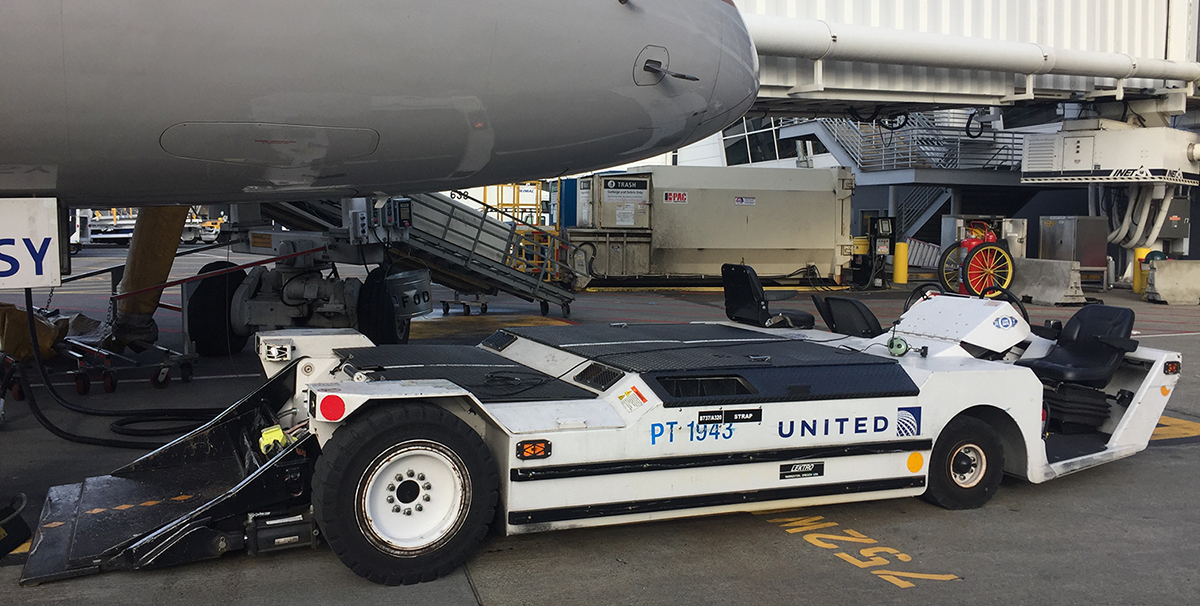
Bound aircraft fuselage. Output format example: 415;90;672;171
0;0;757;205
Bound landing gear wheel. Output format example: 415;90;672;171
358;268;412;345
903;282;945;312
978;285;1029;323
462;303;471;316
561;304;570;319
102;371;117;393
479;303;487;314
312;403;498;586
962;244;1014;297
75;373;91;396
180;363;194;383
922;416;1004;510
539;301;549;316
150;366;171;389
188;261;249;357
936;241;965;293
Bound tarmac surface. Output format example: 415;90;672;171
2;245;1199;605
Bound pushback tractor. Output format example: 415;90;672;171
20;274;1181;586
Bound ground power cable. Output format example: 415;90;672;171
16;287;225;449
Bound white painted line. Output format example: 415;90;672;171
1136;332;1200;338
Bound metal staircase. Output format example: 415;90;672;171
261;192;582;317
786;112;1025;238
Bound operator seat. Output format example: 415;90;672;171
721;263;815;329
811;295;886;338
1014;305;1138;388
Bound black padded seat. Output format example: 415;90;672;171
1014;305;1138;388
812;295;886;338
721;263;815;329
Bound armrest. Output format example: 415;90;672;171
1096;336;1139;352
763;289;799;302
1029;320;1061;341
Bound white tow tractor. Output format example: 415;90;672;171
21;269;1181;587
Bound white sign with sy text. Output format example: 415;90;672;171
0;198;61;290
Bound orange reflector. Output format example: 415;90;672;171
1164;361;1181;375
516;439;552;460
320;395;346;421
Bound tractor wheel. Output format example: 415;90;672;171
962;244;1014;297
936;241;965;293
922;416;1004;510
312;403;498;585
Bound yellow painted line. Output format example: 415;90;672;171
411;314;570;340
41;522;64;529
12;541;31;554
1152;416;1200;441
584;285;851;293
113;504;135;510
140;500;160;507
171;495;193;501
84;508;106;515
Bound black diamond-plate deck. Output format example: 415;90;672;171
501;324;919;405
334;345;595;403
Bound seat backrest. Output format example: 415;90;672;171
824;296;885;338
1055;304;1135;368
721;263;770;326
810;294;835;331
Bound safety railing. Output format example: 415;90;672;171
815;114;1025;173
407;191;581;288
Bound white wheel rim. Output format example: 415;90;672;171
950;443;986;489
357;440;470;555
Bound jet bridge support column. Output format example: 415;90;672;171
108;206;190;347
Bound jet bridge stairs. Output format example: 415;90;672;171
262;192;581;317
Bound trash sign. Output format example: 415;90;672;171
0;198;61;290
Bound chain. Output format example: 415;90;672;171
45;287;55;309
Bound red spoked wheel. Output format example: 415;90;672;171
962;244;1014;297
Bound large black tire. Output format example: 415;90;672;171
357;268;411;345
922;416;1004;510
188;261;249;356
312;403;498;585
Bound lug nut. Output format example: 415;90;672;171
387;484;395;491
403;508;412;516
417;473;425;481
422;495;430;502
386;496;395;503
395;474;403;482
422;482;431;490
406;470;415;477
415;504;423;512
392;505;401;513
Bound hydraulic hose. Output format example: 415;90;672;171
19;288;225;449
1107;185;1139;244
1135;188;1174;249
1120;188;1155;249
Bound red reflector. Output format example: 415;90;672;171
516;440;552;460
319;395;346;421
1164;361;1181;375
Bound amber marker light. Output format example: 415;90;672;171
516;439;552;460
1164;361;1181;375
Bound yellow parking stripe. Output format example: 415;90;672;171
12;540;31;554
1152;416;1200;441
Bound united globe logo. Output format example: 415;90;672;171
896;407;922;437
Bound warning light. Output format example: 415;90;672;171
516;439;552;460
1164;361;1181;375
319;395;346;421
